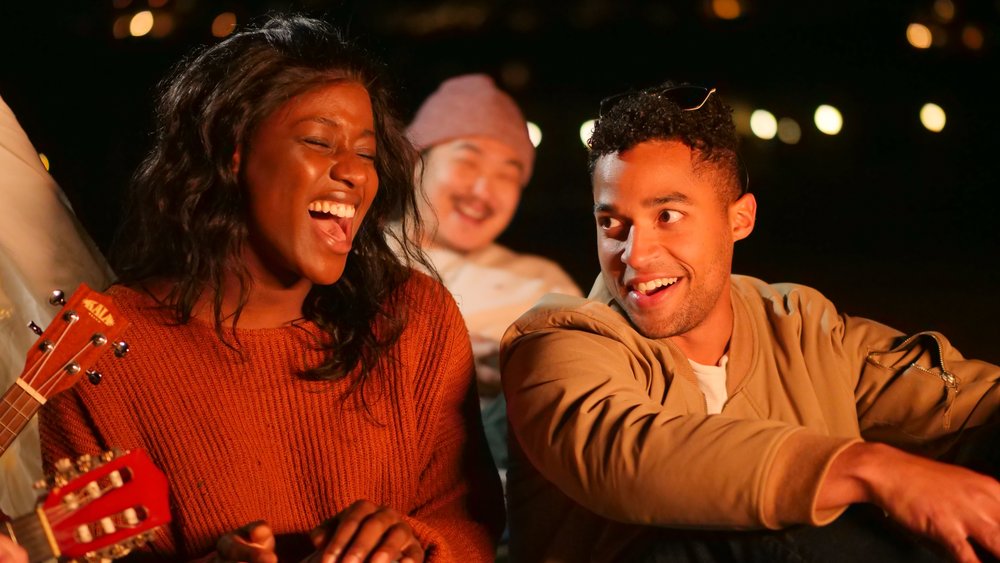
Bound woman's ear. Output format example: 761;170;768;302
230;147;241;176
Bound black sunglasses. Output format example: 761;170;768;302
598;85;717;118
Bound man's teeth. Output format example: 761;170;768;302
455;200;489;221
635;277;679;295
308;201;356;218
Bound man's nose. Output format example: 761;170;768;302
621;225;657;269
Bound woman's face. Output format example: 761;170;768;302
236;80;379;288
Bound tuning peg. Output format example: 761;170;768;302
48;289;66;307
65;361;81;375
38;340;54;353
27;321;44;336
91;333;108;347
113;341;130;358
87;369;103;385
63;310;79;323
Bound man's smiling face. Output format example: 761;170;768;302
593;139;754;341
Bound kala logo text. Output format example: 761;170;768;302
82;299;115;327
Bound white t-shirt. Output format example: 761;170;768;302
688;355;729;415
425;243;581;344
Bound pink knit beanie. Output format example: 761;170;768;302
407;74;535;185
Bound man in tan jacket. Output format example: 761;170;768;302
500;84;1000;563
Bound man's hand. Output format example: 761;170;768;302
190;520;277;563
303;500;424;563
0;535;27;563
470;334;501;398
819;442;1000;563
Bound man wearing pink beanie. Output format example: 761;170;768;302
407;74;581;484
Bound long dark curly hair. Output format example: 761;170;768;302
588;81;747;200
112;14;429;385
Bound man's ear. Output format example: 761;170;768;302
729;192;756;241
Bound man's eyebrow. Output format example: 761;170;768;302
643;192;691;206
454;141;484;154
594;192;691;213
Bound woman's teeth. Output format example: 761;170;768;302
308;201;356;218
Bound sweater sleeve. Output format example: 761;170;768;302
404;281;505;562
39;388;108;470
502;324;857;530
843;315;1000;453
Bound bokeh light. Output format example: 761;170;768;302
711;0;742;20
933;0;955;22
814;105;843;135
129;10;154;37
212;12;237;38
777;117;802;144
579;119;596;147
906;23;933;49
749;109;777;140
527;121;542;148
38;153;50;171
962;25;984;50
920;103;946;132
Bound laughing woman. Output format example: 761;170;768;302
39;15;503;563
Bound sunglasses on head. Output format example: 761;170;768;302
598;85;717;118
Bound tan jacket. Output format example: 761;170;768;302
500;275;1000;563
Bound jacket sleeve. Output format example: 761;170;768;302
843;315;1000;453
404;282;505;562
502;322;857;531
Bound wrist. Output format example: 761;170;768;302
817;441;895;510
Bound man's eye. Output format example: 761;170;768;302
597;216;623;230
658;210;682;224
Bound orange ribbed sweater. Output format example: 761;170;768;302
40;272;504;561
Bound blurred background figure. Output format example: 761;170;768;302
406;74;581;480
0;95;112;517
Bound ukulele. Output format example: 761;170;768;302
2;448;171;562
0;283;129;456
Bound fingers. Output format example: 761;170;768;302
216;520;278;563
0;538;28;563
316;500;424;563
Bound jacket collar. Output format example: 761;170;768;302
587;274;759;396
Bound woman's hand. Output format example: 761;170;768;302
304;500;424;563
190;521;277;563
0;535;27;563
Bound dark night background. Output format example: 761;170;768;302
1;1;998;362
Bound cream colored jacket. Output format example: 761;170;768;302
500;274;1000;563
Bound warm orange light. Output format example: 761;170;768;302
129;10;154;37
933;0;955;22
151;12;174;37
962;25;984;50
711;0;742;20
212;12;237;38
906;23;933;49
112;14;131;38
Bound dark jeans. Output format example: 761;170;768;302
622;420;1000;563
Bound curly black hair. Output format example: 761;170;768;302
588;81;746;200
111;14;430;387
